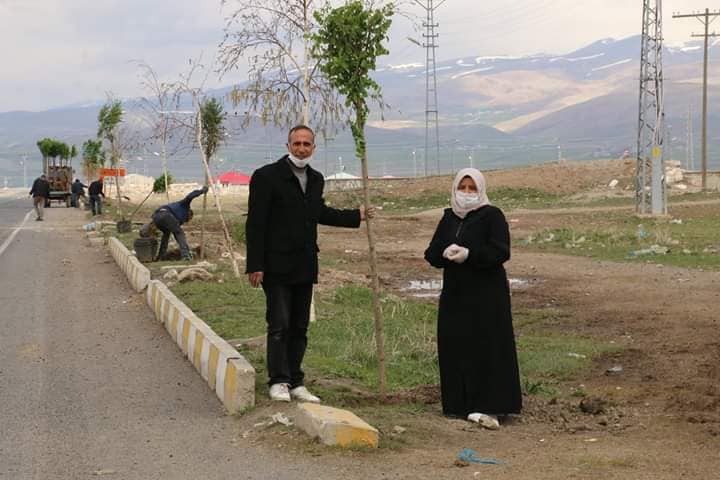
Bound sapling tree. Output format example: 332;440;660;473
81;139;105;180
174;59;241;277
97;99;125;217
199;97;227;259
312;0;394;395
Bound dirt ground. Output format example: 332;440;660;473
172;160;719;478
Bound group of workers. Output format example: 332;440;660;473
28;176;104;220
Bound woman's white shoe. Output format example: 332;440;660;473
467;413;500;430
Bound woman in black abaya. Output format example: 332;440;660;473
424;168;522;429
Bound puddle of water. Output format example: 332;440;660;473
404;277;530;298
509;278;529;289
405;280;443;291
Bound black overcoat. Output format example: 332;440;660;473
246;156;361;285
424;205;522;417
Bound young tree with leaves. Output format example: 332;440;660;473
199;97;227;258
82;139;105;180
97;99;125;217
313;0;394;395
70;144;78;166
36;138;53;174
173;59;241;277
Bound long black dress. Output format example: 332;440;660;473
424;205;522;417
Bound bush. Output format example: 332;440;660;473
153;173;174;193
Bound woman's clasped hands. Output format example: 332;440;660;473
442;243;469;264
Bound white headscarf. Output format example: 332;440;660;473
450;168;490;219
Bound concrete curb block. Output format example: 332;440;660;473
107;237;151;293
146;280;255;413
295;403;379;448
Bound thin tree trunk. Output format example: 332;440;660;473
200;169;208;260
302;5;316;321
356;115;386;396
195;111;240;277
112;143;123;218
161;135;170;203
302;1;311;125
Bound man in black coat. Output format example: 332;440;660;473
87;178;105;216
246;125;374;403
29;174;50;221
70;179;87;208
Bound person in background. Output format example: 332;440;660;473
88;177;105;216
70;179;87;208
424;168;522;430
245;125;374;403
148;186;208;261
29;174;50;221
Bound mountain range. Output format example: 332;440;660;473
0;35;718;186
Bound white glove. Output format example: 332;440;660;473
443;244;462;259
447;246;469;264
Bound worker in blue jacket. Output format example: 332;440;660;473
147;186;208;260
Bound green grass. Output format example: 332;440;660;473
171;275;266;339
308;286;439;390
169;279;620;399
518;213;720;270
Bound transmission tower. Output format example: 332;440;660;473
636;0;666;215
415;0;445;176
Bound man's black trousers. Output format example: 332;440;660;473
261;282;313;388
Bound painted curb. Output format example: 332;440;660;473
295;403;379;448
107;237;151;293
146;280;255;413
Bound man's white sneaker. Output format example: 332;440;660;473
467;413;500;430
269;383;291;402
289;386;321;403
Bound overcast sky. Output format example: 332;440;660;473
0;0;713;112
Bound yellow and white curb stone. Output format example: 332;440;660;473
107;237;151;293
146;280;255;413
295;403;379;448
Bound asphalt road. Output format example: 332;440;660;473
0;203;356;480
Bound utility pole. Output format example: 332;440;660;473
636;0;666;215
687;105;695;170
673;8;720;190
414;0;445;176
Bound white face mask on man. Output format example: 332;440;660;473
455;191;482;209
289;153;311;169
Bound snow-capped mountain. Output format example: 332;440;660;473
1;36;718;183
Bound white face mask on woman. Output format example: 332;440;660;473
289;153;311;169
455;191;483;209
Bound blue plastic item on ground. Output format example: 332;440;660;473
457;448;503;465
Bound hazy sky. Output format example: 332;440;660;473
0;0;714;111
